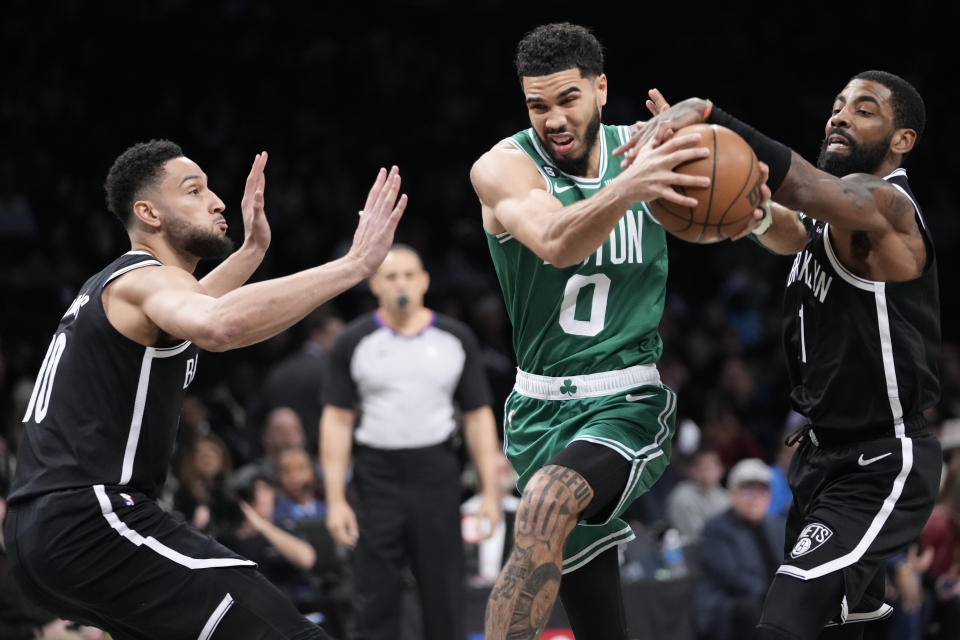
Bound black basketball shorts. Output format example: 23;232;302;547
778;421;941;624
4;484;321;639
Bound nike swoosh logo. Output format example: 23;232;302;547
858;452;893;467
554;185;576;193
625;393;654;402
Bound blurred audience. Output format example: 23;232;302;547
667;446;730;542
694;458;785;640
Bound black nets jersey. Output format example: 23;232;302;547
782;169;940;430
8;252;199;504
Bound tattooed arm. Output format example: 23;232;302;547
774;151;926;281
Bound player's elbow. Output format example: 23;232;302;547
543;237;586;268
192;315;244;352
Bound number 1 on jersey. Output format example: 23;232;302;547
559;273;610;336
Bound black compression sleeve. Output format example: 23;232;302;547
706;106;793;194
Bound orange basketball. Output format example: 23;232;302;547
647;123;763;243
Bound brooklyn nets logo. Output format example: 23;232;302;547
790;522;833;558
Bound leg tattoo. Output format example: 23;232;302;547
484;465;593;640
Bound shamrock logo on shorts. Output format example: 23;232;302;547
559;379;577;395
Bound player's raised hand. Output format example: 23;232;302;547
349;166;408;277
240;151;271;251
615;97;710;168
645;87;671;116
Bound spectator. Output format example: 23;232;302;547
666;446;730;542
215;466;343;634
254;306;345;454
921;473;960;639
767;422;800;519
883;544;934;640
694;458;786;640
321;244;502;640
275;447;326;523
173;433;233;533
253;406;309;478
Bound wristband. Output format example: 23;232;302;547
752;200;774;236
705;106;792;193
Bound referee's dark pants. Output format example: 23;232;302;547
351;442;465;640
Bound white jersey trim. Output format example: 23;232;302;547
93;485;255;570
822;225;876;292
525;128;608;189
105;260;163;286
197;593;234;640
119;341;193;485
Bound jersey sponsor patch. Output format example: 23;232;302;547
790;522;833;558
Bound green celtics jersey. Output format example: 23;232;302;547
486;124;668;376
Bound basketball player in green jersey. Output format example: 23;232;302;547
470;23;765;640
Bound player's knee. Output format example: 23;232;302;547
515;465;593;544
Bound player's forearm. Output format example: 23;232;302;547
775;152;888;232
463;407;503;501
205;254;365;351
538;186;635;267
199;242;267;297
320;410;354;506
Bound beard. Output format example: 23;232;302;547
816;129;892;177
538;106;602;177
167;217;234;259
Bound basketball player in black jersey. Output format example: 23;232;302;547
617;72;941;639
3;139;407;639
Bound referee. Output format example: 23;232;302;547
320;244;502;640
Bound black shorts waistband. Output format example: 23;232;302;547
786;414;928;448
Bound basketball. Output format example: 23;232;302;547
647;123;764;243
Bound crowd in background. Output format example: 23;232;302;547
2;2;960;639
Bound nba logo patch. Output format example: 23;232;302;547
790;522;833;558
542;164;557;177
120;493;135;507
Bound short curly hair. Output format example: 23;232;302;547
852;70;926;145
515;22;604;81
104;139;183;226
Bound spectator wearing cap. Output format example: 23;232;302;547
693;458;787;640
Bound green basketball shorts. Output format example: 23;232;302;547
503;364;677;573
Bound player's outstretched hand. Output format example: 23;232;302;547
617;132;710;207
240;151;271;251
615;97;709;168
348;166;408;277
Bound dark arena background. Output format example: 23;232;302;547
2;2;959;639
